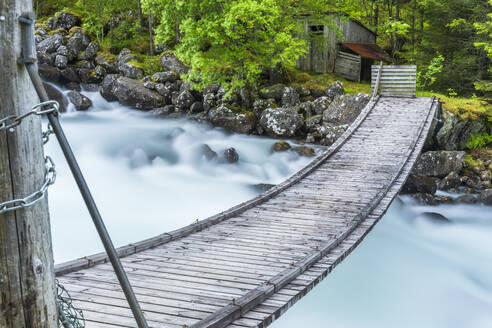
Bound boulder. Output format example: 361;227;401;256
67;91;92;111
66;82;81;91
199;144;218;161
203;93;216;112
402;174;438;194
252;98;276;118
66;36;85;57
161;52;189;75
50;12;81;30
281;87;300;107
416;212;451;224
438;172;462;190
55;55;68;69
85;42;99;60
436;113;488;150
411;193;436;205
118;62;144;79
190;101;204;113
305;115;323;131
413;151;466;178
175;90;195;110
152;71;177;83
323;93;369;125
272;141;291;152
317;123;348;145
78;68;102;84
38;64;62;82
223;148;239;163
37;51;55;66
59;67;80;83
480;189;492;205
259;107;304;138
292;145;316;157
325;81;345;99
259;84;286;101
456;194;478;204
95;55;118;73
43;82;68;112
312;97;332;115
208;104;256;134
100;75;164;109
37;34;64;53
150;105;175;116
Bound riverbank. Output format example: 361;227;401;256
35;12;491;206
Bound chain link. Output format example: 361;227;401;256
0;100;59;132
43;123;54;144
0;156;56;214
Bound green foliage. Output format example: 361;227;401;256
143;0;336;94
417;55;444;95
467;133;492;149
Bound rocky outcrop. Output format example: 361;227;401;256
325;81;345;99
47;12;81;30
208;104;256;134
480;189;492;205
412;151;466;178
402;174;438;194
259;107;304;138
323;93;370;125
436;113;488;150
100;75;164;109
67;90;92;111
161;52;189;75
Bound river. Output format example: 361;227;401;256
46;85;492;327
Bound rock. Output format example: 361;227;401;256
66;36;85;57
56;45;73;61
325;81;345;99
252;98;276;118
312;97;332;115
50;12;81;30
190;101;204;113
85;42;99;60
436;113;488;150
37;51;55;66
38;64;62;82
323;93;369;125
59;67;80;83
293;145;316;157
272;141;291;152
416;212;451;224
95;55;118;73
479;189;492;205
43;82;68;113
76;60;91;69
456;194;478;204
250;183;275;193
150;105;175;116
305;115;323;131
402;174;438;194
100;75;164;109
78;68;101;84
423;105;443;151
413;151;466;178
259;107;304;138
259;84;286;100
161;52;189;75
203;84;221;95
297;101;314;118
66;82;81;91
143;81;156;90
54;54;68;69
317;123;348;145
434;196;454;205
119;62;144;79
81;83;99;92
175;90;195;110
117;49;135;63
203;93;216;112
411;193;436;205
223;148;239;163
37;34;64;53
67;90;92;111
199;144;217;161
208;105;256;134
438;172;462;191
152;71;177;83
281;87;300;107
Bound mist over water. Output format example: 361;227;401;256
46;87;316;263
47;86;492;327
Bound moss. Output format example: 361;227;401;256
97;51;117;63
35;23;50;31
48;28;67;36
127;60;145;70
464;153;486;174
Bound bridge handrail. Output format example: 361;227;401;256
372;64;417;97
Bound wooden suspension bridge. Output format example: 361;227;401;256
53;82;438;327
1;5;437;326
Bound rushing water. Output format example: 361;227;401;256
47;85;492;327
45;85;317;263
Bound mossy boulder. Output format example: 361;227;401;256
413;151;466;178
272;141;291;152
259;106;304;138
207;104;257;134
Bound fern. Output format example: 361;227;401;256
467;133;492;150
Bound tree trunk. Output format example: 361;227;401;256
137;0;144;35
374;5;379;37
149;10;154;56
0;2;58;328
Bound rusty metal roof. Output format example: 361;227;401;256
341;42;393;62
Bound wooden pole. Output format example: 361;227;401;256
149;10;154;56
0;1;58;327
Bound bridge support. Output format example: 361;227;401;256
0;0;58;327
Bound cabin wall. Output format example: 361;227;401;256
296;18;376;74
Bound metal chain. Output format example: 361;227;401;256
43;123;54;144
0;100;59;132
0;156;56;214
56;280;85;328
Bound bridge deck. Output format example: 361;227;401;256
57;96;437;328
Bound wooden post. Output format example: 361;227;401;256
0;1;58;327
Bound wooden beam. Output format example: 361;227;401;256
0;2;57;327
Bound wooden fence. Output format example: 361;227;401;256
335;51;362;82
371;65;417;97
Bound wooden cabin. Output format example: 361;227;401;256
297;17;392;81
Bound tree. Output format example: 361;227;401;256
143;0;336;95
473;0;492;97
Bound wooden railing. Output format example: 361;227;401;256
371;65;417;97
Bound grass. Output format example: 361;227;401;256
421;91;491;121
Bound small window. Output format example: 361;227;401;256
309;25;324;34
